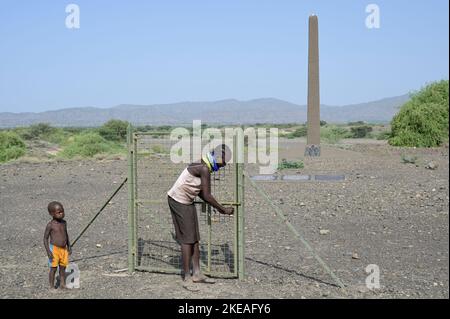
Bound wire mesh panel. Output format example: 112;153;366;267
127;127;244;278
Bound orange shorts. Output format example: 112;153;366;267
48;244;69;268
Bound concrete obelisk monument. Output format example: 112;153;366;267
304;14;321;157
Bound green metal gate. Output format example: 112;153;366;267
127;125;245;279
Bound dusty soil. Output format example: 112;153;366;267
0;138;448;298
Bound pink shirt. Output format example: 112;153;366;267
167;168;202;204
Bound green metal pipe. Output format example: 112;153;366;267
127;124;135;273
132;133;138;268
136;199;240;206
234;130;245;280
135;266;238;278
233;135;239;278
134;131;172;136
207;204;212;273
238;162;245;280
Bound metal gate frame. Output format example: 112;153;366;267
127;124;245;279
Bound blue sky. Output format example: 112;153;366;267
0;0;448;113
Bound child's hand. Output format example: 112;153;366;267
47;252;53;260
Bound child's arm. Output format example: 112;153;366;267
43;223;53;259
65;222;72;255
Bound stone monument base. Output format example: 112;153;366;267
304;144;321;157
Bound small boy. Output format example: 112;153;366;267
44;201;72;289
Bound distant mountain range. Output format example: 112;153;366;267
0;95;410;127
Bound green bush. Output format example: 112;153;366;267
17;123;68;144
348;121;366;126
43;129;68;144
156;125;172;131
269;123;297;129
98;119;129;142
18;123;52;140
60;132;124;158
29;123;54;138
376;130;392;140
63;127;86;135
278;159;304;170
389;80;449;147
321;126;349;144
0;131;26;163
11;127;28;137
287;126;307;139
136;125;155;132
350;125;373;138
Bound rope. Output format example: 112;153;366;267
243;171;346;289
71;178;128;248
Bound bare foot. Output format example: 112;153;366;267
192;274;215;284
181;277;200;292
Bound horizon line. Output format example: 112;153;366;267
0;93;411;115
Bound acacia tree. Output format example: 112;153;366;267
98;119;129;142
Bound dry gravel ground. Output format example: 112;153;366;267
0;139;448;299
